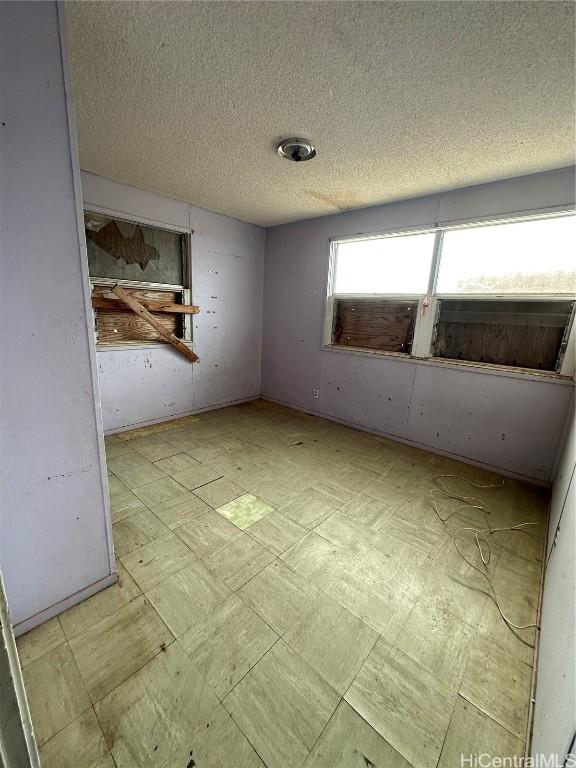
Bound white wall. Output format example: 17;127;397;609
0;2;114;632
262;167;576;483
81;172;265;432
532;398;575;760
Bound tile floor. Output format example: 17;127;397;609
17;400;547;768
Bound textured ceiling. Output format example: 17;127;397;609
66;1;575;227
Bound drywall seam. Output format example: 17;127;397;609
261;395;550;487
57;2;115;577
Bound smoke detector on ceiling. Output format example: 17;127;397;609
277;138;316;162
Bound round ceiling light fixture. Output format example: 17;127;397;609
277;138;316;162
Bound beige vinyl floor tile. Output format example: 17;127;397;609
121;533;196;591
377;512;445;554
420;562;490;631
459;635;532;739
104;440;136;460
216;492;275;530
23;644;91;745
109;490;148;524
345;640;455;768
160;704;265;768
204;534;276;590
239;560;322;635
146;559;231;637
224;640;340;768
17;616;66;667
246;510;308;555
20;403;545;768
148;490;213;529
112;508;171;557
339;493;399;528
248;478;302;508
335;466;380;492
69;594;174;702
314;511;401;560
395;600;472;691
283;599;378;694
491;553;542;621
302;700;411;768
363;479;412;508
132;476;189;507
171;464;223;490
280;531;345;579
106;474;131;497
281;488;342;526
129;437;181;462
95;642;220;768
39;708;115;768
479;595;536;666
195;476;246;508
154;451;202;475
175;510;243;559
179;594;278;699
59;562;141;640
107;454;168;489
438;696;524;767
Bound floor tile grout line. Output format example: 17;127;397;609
458;690;528;743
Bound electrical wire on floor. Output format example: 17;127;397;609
429;474;540;637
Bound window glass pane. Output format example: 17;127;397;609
437;215;576;294
85;212;184;285
334;232;436;294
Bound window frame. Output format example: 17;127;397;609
84;206;194;346
324;209;576;378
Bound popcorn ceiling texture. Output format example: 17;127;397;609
65;1;575;227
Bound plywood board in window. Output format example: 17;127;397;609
333;299;417;353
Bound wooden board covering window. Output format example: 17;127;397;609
333;299;417;353
433;299;573;371
93;286;183;343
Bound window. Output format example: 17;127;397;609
84;211;191;345
326;212;576;374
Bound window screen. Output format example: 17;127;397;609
85;212;185;286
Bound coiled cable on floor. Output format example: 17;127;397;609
429;474;540;635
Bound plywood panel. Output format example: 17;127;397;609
334;299;416;353
433;300;572;371
93;286;181;343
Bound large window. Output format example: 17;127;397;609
85;211;191;345
326;212;576;374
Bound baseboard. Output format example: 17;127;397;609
104;395;260;435
13;572;118;637
260;395;550;488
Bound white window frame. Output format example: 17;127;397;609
84;206;194;345
324;210;576;378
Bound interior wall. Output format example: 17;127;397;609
0;1;114;632
532;397;575;760
81;172;265;432
262;167;576;483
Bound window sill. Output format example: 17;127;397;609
322;344;574;385
96;340;193;352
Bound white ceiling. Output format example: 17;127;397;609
66;1;575;227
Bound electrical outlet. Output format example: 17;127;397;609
313;388;319;399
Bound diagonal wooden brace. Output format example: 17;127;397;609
111;284;198;363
